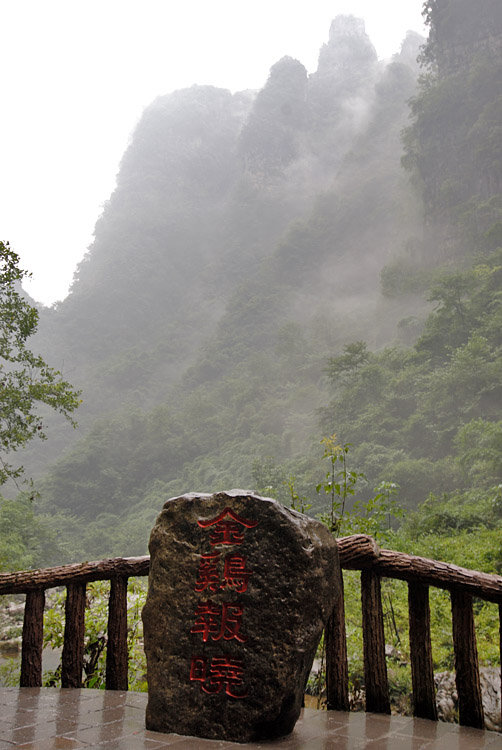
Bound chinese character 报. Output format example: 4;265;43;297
190;600;247;643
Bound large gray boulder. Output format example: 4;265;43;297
142;490;340;742
435;668;501;732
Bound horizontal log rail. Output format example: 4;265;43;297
0;556;150;595
2;536;502;601
2;535;501;732
337;535;502;604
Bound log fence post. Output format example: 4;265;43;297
325;567;349;710
61;581;86;688
451;589;484;729
361;569;390;714
408;582;437;720
105;576;129;690
20;589;45;687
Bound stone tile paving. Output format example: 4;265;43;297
0;689;500;749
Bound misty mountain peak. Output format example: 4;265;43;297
257;56;308;116
329;15;367;42
268;56;307;86
307;15;379;136
316;15;377;78
396;31;425;69
237;56;308;175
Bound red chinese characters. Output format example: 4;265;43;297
190;656;248;698
197;507;258;546
189;506;259;698
194;553;220;593
190;601;246;643
195;552;253;594
222;553;252;593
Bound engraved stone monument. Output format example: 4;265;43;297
142;490;340;742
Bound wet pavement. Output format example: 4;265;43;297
0;688;500;748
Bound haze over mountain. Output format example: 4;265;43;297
38;17;422;408
4;0;501;568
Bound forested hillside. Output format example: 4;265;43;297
1;0;501;573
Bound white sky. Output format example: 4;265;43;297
0;0;427;306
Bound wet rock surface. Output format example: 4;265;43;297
0;598;24;659
435;668;501;732
142;490;340;742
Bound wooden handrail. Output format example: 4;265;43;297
336;536;502;604
3;535;502;732
0;556;150;594
2;537;502;601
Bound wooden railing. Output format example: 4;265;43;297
1;534;501;731
327;535;502;730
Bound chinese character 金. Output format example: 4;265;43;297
197;507;258;546
190;601;247;643
190;656;248;698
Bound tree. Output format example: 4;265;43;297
325;341;370;385
0;241;81;486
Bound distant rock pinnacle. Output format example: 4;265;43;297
315;15;377;78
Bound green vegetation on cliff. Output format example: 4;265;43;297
0;1;501;579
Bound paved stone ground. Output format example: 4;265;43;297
0;688;501;749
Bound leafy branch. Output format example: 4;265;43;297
316;434;365;534
0;241;81;486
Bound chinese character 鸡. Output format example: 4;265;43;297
194;552;221;593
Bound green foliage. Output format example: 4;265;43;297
455;418;502;487
321;249;502;507
43;579;147;690
342;482;403;544
421;0;502;70
0;658;20;687
403;3;502;252
402;489;501;539
0;241;81;487
380;255;432;298
0;492;59;572
325;342;370;384
316;435;366;535
251;456;287;502
285;475;311;515
314;437;403;544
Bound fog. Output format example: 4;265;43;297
4;3;502;583
0;1;426;305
